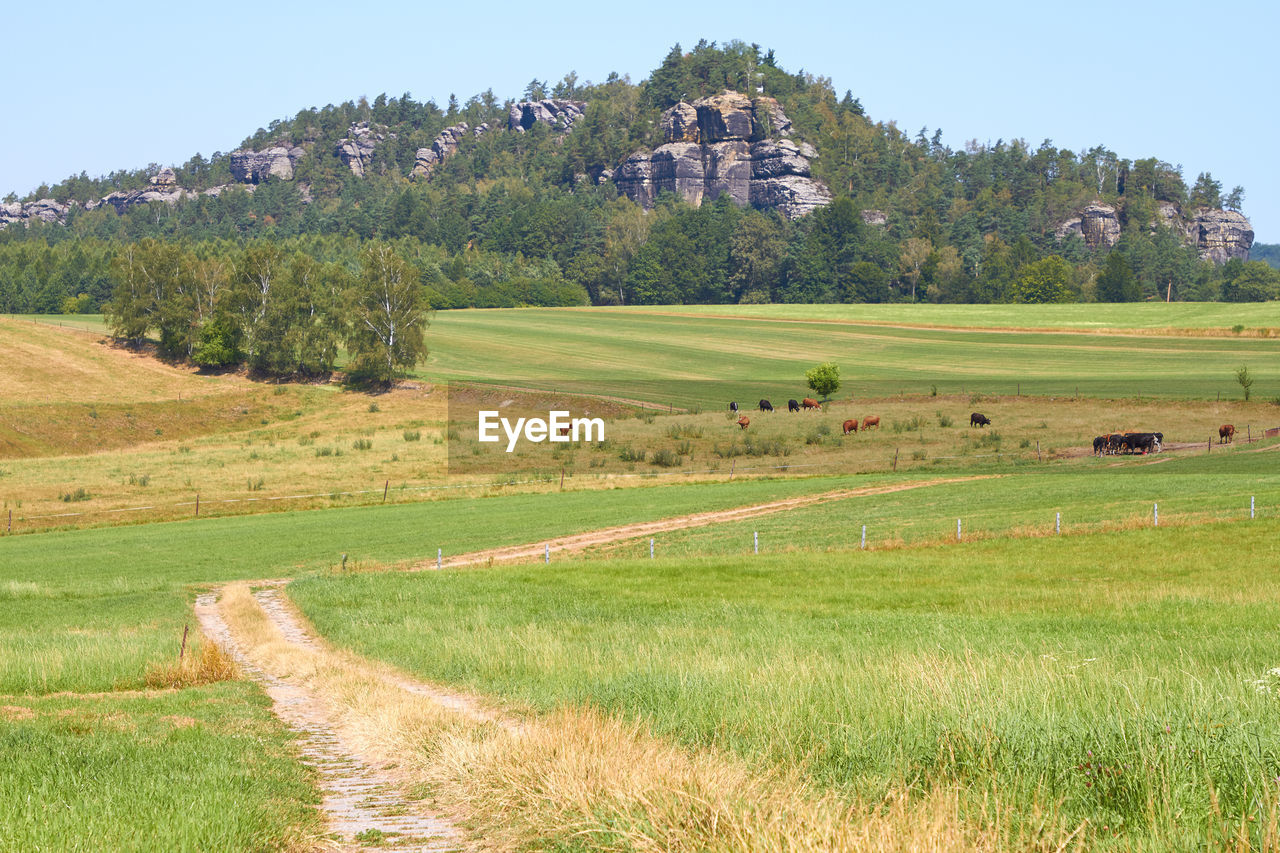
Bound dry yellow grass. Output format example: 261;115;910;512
217;582;1082;851
144;640;239;689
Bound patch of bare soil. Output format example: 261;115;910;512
417;477;993;571
195;591;464;852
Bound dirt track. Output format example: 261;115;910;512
416;476;993;571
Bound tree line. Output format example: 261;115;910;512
102;238;433;386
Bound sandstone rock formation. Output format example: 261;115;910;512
861;209;887;227
411;122;489;179
1192;208;1253;263
614;92;829;220
150;167;178;187
1055;202;1121;248
335;122;395;177
507;99;586;132
1057;201;1253;262
0;198;70;227
230;146;305;183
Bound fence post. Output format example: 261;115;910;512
861;524;866;550
6;509;10;533
1056;511;1060;534
729;458;735;481
957;518;962;541
545;543;550;564
893;448;899;472
195;494;199;516
1251;496;1256;519
650;538;655;559
383;479;389;503
1154;503;1159;526
437;548;442;570
1037;441;1041;462
754;531;759;555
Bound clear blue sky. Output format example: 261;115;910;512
5;0;1277;241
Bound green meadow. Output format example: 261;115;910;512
421;307;1280;406
290;518;1280;849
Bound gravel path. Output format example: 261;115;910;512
195;591;464;852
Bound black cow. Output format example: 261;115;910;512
970;412;991;427
1093;435;1105;456
788;399;800;412
729;401;738;413
758;399;774;412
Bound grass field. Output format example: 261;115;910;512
289;519;1280;848
7;304;1280;848
421;308;1280;405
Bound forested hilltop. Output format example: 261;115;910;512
2;41;1277;341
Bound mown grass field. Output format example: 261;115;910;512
421;307;1280;406
290;518;1280;849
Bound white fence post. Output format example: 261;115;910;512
1154;503;1159;527
861;524;867;550
957;518;962;541
650;538;655;559
437;548;442;570
1056;512;1061;534
754;531;759;555
545;543;550;564
1251;496;1256;519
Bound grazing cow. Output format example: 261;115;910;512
862;415;880;431
737;415;750;430
843;419;859;435
1219;424;1235;444
729;401;738;413
802;398;820;411
557;426;570;436
970;412;991;427
1092;435;1105;456
788;399;800;412
759;399;774;412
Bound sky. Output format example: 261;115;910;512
4;0;1277;241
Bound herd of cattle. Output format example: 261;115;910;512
1092;432;1164;455
730;398;990;436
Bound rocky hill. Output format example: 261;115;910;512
1056;201;1253;263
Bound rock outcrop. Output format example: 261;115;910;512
614;92;830;220
861;209;887;227
1193;208;1253;263
1055;202;1121;249
0;198;70;227
507;99;586;132
1057;201;1253;262
230;146;305;183
150;167;178;187
411;122;489;179
335;122;395;177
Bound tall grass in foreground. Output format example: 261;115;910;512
292;518;1280;849
0;683;319;850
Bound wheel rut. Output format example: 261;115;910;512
195;590;465;852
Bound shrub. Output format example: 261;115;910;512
666;423;703;439
247;477;265;491
352;438;373;451
618;445;645;463
403;430;421;442
650;448;683;467
368;402;380;413
937;412;953;427
59;487;90;502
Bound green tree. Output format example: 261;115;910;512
1235;364;1254;401
1011;255;1074;303
1221;261;1280;302
345;242;430;387
1095;251;1140;302
805;362;841;399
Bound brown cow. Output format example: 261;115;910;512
737;416;750;430
861;415;880;431
842;419;859;435
1219;424;1235;444
802;397;820;411
557;426;571;436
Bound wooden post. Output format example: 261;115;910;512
1248;425;1251;443
729;458;735;481
195;494;199;516
382;479;389;503
1037;441;1041;462
6;509;10;533
178;624;189;662
892;448;899;471
1017;382;1020;396
559;466;565;490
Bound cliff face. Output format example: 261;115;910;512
230;147;305;183
614;92;830;220
507;99;586;132
335;122;395;177
412;122;490;179
1056;201;1253;262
